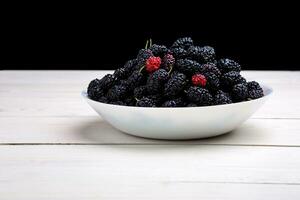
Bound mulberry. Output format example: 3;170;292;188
186;86;213;106
136;97;156;107
172;37;193;49
175;59;202;75
164;73;187;97
146;69;169;94
149;44;169;57
217;58;241;74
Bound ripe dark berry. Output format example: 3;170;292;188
170;47;188;59
148;95;163;105
127;70;146;91
247;81;264;99
221;71;246;89
123;59;138;74
146;69;169;94
187;46;202;62
162;98;184;107
232;83;248;101
87;74;116;100
175;59;202;75
164;73;187;97
199;46;216;63
192;74;206;87
146;56;162;73
214;90;232;105
136;97;155;107
149;44;169;57
162;54;175;71
247;81;263;91
87;79;105;101
118;79;129;87
172;37;193;50
218;58;241;74
134;85;148;99
114;67;127;79
107;84;128;101
204;72;220;91
137;49;153;63
98;96;109;103
124;97;136;106
98;74;116;90
201;63;221;78
186;86;213;106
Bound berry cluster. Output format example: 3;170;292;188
87;37;264;107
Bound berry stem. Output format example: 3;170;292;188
135;97;140;102
167;65;173;75
139;65;145;73
149;38;152;48
145;40;149;49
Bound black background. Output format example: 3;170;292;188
1;4;299;70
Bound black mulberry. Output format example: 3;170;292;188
221;71;246;89
164;73;187;97
124;97;136;106
107;84;128;101
148;95;164;105
134;85;148;99
187;46;202;62
170;47;188;59
186;86;213;106
204;72;220;91
214;90;232;105
172;37;193;49
149;44;169;57
199;46;216;63
162;98;184;107
124;59;138;74
201;63;221;78
114;67;127;79
232;83;248;101
162;54;175;71
136;97;155;107
146;69;169;94
175;59;202;75
137;49;153;65
87;79;105;101
247;81;264;99
127;70;146;91
217;58;241;74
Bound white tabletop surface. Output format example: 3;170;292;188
0;70;300;200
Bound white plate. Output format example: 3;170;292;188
82;84;272;140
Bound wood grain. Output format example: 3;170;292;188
1;145;300;199
0;70;299;199
1;71;299;118
0;117;300;146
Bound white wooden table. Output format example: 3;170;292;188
0;70;299;200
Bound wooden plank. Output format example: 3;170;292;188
0;83;299;118
0;117;300;146
0;145;300;199
0;71;299;118
0;181;299;200
0;70;112;84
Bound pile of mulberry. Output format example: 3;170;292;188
87;37;264;107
